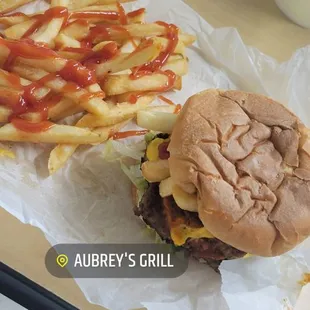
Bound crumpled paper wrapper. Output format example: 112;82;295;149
1;0;310;309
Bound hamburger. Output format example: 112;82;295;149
133;89;310;270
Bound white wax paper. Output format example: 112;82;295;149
1;0;310;309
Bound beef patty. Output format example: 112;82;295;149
135;183;245;271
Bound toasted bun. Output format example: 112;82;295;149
168;89;310;257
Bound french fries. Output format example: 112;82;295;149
78;95;154;127
0;106;11;123
146;105;176;113
101;73;182;96
61;21;91;41
141;159;170;182
172;185;198;212
0;0;33;14
30;18;65;48
0;0;196;172
67;0;135;10
0;123;104;144
51;0;70;6
159;177;173;198
4;20;37;40
162;55;189;76
48;119;130;174
95;44;162;77
0;15;30;28
89;23;195;45
71;4;118;12
11;63;109;116
137;110;178;133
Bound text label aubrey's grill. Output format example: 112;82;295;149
46;244;188;278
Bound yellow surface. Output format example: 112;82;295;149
146;138;165;161
0;1;310;309
171;225;214;246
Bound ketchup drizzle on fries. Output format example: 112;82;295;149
84;24;129;46
81;42;119;66
128;92;144;104
129;22;179;92
0;37;106;131
0;0;195;164
112;130;149;140
158;95;175;105
116;2;128;25
22;7;69;39
0;12;27;17
134;22;179;72
127;8;146;18
0;38;58;59
174;104;182;114
58;59;97;87
10;118;54;133
158;95;182;114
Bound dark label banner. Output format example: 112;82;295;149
45;244;189;278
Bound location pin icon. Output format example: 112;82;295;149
56;254;69;268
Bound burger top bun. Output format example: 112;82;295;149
168;89;310;257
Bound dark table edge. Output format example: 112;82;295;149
0;262;79;310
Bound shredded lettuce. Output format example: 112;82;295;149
102;139;148;202
144;132;156;144
102;140;145;162
120;162;148;202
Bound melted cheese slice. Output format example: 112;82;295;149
170;224;214;246
146;138;165;161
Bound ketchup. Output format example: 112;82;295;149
84;25;129;46
22;7;69;39
0;38;99;132
158;95;175;105
0;10;180;134
58;59;97;87
127;8;146;18
0;89;24;110
129;22;179;92
0;12;27;17
6;80;62;122
158;95;181;113
81;42;119;66
158;141;170;159
0;38;58;59
116;2;128;25
1;38;58;73
123;92;144;104
62;47;92;54
5;71;22;89
37;73;57;85
112;130;149;140
2;52;18;72
11;117;54;133
66;19;90;27
174;104;182;114
131;22;178;74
